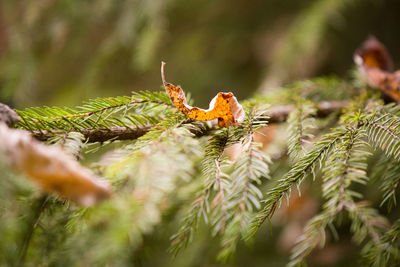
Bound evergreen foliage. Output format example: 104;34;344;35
2;1;400;266
16;91;171;133
287;101;317;159
2;75;400;266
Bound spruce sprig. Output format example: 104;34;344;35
362;219;400;266
169;129;232;256
246;128;345;240
287;101;317;159
217;106;271;261
288;125;386;265
362;107;400;161
16;91;172;133
170;105;271;258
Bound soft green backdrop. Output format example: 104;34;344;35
1;0;400;108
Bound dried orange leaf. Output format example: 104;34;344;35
354;36;400;102
161;62;245;127
0;123;111;206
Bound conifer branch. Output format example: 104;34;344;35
169;195;206;256
217;106;271;261
287;102;317;158
362;218;400;265
17;194;50;266
207;131;231;236
361;109;400;160
28;100;348;143
289;125;389;265
41;99;170;122
16;91;172;135
289;127;362;265
246;129;345;240
170;129;231;255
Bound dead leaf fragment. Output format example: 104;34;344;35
161;62;245;127
354;35;400;102
0;123;111;206
0;103;20;126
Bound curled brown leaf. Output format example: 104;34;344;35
0;123;111;206
354;36;400;102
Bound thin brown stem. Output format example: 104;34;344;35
32;125;153;143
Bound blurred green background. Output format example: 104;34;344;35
1;0;400;109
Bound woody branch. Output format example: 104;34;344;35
25;100;349;143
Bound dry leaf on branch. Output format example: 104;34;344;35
0;123;111;206
354;35;400;102
161;62;245;127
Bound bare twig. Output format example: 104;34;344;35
33;125;153;143
267;100;349;123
